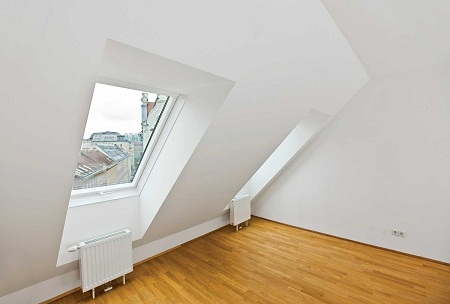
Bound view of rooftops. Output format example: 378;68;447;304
72;83;171;191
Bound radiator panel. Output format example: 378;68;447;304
79;229;133;292
230;194;251;226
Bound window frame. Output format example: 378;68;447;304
69;80;185;207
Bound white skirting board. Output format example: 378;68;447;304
0;270;81;304
0;214;229;304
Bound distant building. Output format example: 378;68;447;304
73;92;166;191
91;131;126;142
124;133;141;142
84;131;142;172
131;141;143;173
73;144;131;190
141;94;168;146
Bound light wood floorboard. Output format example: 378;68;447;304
50;217;450;303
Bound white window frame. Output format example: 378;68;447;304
69;79;186;207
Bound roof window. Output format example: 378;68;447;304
72;83;174;192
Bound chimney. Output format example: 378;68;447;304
141;93;148;126
147;101;155;117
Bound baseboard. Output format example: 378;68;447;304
253;215;450;267
0;269;81;304
41;287;81;304
0;214;229;304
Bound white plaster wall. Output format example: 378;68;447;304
0;215;229;304
0;0;399;297
55;40;234;267
253;63;450;263
236;182;251;197
134;0;370;242
57;196;141;266
138;82;234;235
89;39;235;242
247;110;330;200
321;0;450;78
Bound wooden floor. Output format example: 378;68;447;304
51;217;450;304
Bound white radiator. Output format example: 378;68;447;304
230;194;251;231
68;229;133;298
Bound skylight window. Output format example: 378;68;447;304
72;83;174;192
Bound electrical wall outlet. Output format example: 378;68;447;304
392;229;406;237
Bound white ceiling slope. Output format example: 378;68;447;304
135;1;368;243
0;0;368;296
140;0;450;243
321;0;450;77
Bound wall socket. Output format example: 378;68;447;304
392;229;406;237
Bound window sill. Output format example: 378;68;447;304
69;187;140;208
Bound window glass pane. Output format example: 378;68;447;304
72;83;170;191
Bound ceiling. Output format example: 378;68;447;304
1;0;449;298
322;0;450;77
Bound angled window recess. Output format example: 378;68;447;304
71;83;176;195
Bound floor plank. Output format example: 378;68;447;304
50;217;450;304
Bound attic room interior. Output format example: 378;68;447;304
1;1;450;303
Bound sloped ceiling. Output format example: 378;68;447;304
134;0;368;243
10;0;447;297
321;0;450;77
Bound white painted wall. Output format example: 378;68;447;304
253;63;450;263
244;110;330;201
236;183;251;197
133;215;229;264
55;40;234;267
322;0;450;77
0;215;229;304
10;0;445;298
57;196;141;266
0;270;81;304
134;0;369;244
92;39;234;243
138;82;234;235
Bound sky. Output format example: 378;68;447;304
83;83;157;139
